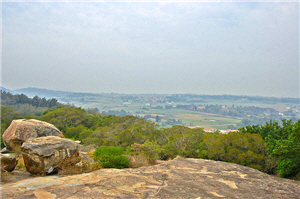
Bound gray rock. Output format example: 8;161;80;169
2;119;64;151
21;136;81;175
0;153;18;172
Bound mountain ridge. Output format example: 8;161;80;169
3;87;299;100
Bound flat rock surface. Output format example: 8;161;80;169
1;158;300;199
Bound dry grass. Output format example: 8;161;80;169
15;157;26;171
125;154;150;168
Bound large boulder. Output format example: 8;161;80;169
21;136;81;175
2;119;64;151
0;154;18;172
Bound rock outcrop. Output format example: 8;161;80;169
21;136;81;174
1;158;300;198
0;154;18;172
2;119;64;151
0;147;10;154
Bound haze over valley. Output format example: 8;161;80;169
2;87;299;131
1;1;300;189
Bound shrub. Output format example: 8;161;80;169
93;146;129;169
125;142;162;168
125;153;149;168
141;141;161;163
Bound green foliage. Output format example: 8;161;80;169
1;106;22;148
142;141;162;163
130;141;162;164
198;131;268;171
1;91;62;117
93;146;130;169
1;91;62;108
40;106;88;131
65;125;86;140
241;119;300;179
2;92;298;180
267;119;300;178
157;126;204;159
64;114;158;148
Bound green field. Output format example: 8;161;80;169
6;88;298;130
72;100;242;129
49;92;299;130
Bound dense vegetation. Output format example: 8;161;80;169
1;92;299;179
1;91;63;117
93;146;130;169
7;87;299;129
239;120;300;178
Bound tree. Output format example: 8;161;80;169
198;131;268;172
40;106;88;131
266;119;300;178
155;115;161;123
240;119;300;179
1;106;21;148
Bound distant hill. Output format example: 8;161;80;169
0;87;12;93
13;87;69;99
3;87;299;104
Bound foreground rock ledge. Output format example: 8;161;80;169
1;158;300;199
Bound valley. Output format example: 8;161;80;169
5;87;299;131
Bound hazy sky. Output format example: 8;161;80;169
2;1;299;98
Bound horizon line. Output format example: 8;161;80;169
1;86;299;99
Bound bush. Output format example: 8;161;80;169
130;142;161;164
141;141;161;163
93;146;129;169
125;153;149;168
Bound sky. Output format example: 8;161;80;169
1;1;299;98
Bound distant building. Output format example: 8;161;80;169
220;129;232;134
201;127;218;133
197;106;205;110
